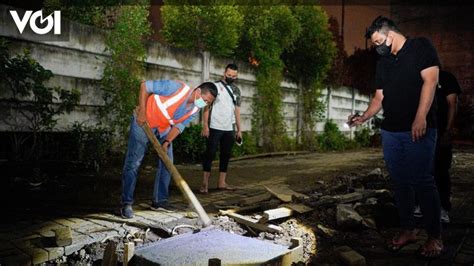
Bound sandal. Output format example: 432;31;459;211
198;185;208;194
387;230;418;252
419;238;443;259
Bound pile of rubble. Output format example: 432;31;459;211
47;168;395;265
214;168;398;265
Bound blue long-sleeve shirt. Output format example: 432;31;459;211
145;80;198;135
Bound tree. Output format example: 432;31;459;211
161;4;243;57
283;6;336;150
161;4;244;81
0;40;80;161
326;16;348;87
239;6;301;151
344;47;377;94
44;0;122;29
100;4;151;141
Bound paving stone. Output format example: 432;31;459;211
71;220;110;235
65;217;89;225
85;218;124;233
54;227;73;247
53;218;78;227
88;231;112;243
44;246;65;261
34;222;65;238
64;231;93;256
0;247;31;265
136;210;172;220
13;238;50;265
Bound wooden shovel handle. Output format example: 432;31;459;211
141;123;211;227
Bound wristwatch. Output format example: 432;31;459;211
163;139;171;145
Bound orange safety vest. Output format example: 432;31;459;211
146;82;199;132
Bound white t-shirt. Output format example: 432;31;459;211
210;81;236;131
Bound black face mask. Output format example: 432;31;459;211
376;38;392;56
225;77;236;84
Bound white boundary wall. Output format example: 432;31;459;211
0;5;371;138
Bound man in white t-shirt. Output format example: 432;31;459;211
200;64;242;193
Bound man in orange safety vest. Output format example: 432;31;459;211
120;80;217;219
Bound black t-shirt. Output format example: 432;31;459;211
375;37;440;132
436;71;462;134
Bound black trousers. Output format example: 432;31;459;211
434;142;453;211
202;128;234;173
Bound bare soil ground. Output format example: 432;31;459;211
2;147;473;265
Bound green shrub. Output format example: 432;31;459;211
232;131;258;157
317;119;348;151
70;123;112;171
354;127;372;147
173;124;206;164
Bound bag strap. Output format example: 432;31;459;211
219;80;236;105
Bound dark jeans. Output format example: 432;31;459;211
381;129;441;238
434;141;453;211
121;115;173;206
203;128;234;173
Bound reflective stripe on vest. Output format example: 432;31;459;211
146;83;199;131
154;84;191;125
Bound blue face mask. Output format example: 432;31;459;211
194;96;207;108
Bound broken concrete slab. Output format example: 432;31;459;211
281;203;313;214
259;207;294;223
264;184;308;203
336;204;364;230
220;211;283;233
239;192;272;206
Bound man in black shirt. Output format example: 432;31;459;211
435;70;462;223
350;16;442;258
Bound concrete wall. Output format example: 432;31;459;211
0;4;371;138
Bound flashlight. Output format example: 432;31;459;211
344;113;361;129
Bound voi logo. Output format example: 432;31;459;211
10;10;61;35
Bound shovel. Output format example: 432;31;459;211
141;123;212;227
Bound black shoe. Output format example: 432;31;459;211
121;204;134;219
150;201;173;211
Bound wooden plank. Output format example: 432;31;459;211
54;227;73;247
239;192;272;206
123;242;135;266
220;211;283;233
264;184;308;202
259;207;294;223
101;241;117;266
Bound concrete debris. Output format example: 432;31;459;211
212;216;247;235
336;204;364;230
366;168;383;180
258;219;316;263
335;246;366;266
264;184;309;203
317;224;338;237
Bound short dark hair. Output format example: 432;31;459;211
365;16;401;39
198;82;218;98
225;63;238;71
